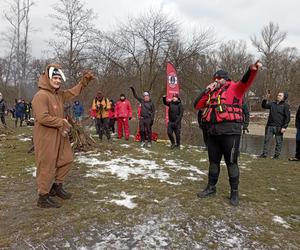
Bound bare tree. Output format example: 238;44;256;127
251;22;287;91
49;0;97;85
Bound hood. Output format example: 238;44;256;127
38;64;63;92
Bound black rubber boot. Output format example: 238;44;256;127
197;185;216;198
230;190;239;206
51;183;72;200
37;194;61;208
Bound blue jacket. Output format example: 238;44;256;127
73;103;84;117
15;102;25;117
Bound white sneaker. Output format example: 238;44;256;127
140;142;145;147
146;142;152;148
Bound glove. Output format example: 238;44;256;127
81;70;95;87
242;127;249;134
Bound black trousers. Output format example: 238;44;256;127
96;118;111;140
109;118;116;133
207;134;241;190
167;122;181;146
140;117;152;142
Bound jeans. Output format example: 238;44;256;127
262;126;283;157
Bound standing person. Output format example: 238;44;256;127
130;87;155;148
259;91;290;159
242;100;250;134
0;92;7;128
194;61;262;206
32;64;94;208
108;99;116;134
72;100;84;125
91;91;111;141
289;104;300;161
15;98;25;127
163;93;184;149
115;94;132;140
24;100;32;121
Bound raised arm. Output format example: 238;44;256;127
63;71;94;102
162;96;170;106
235;61;262;97
130;87;143;103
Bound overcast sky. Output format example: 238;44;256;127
0;0;299;58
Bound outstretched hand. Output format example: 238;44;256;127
81;70;95;86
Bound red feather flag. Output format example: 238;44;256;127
166;62;180;126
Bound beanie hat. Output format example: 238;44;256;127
213;70;229;81
143;92;150;97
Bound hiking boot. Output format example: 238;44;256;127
174;144;180;150
51;183;72;200
288;157;300;161
230;190;239;206
273;155;280;159
170;144;176;149
197;185;216;198
37;194;61;208
259;153;267;158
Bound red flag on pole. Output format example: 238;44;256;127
166;62;180;126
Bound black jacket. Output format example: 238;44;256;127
131;87;155;120
163;96;184;124
262;99;290;128
0;99;5;115
296;105;300;129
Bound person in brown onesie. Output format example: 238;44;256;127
32;64;94;208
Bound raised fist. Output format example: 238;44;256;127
81;70;95;86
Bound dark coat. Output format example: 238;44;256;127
0;99;5;115
163;96;184;124
262;100;290;128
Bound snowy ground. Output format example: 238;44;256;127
1;127;300;249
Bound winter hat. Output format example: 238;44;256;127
143;91;150;97
48;67;66;81
213;70;229;81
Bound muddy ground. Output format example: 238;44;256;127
0;123;299;250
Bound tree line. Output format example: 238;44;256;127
0;0;299;113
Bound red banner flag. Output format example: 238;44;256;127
166;62;180;125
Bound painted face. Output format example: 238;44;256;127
172;96;178;102
120;96;125;101
49;75;62;89
277;92;284;102
143;95;150;101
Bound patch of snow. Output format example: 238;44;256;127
111;192;137;209
19;137;32;142
268;187;277;191
1;175;7;178
88;190;98;195
25;166;36;177
120;144;130;148
272;216;290;229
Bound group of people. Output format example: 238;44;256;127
25;60;300;209
0;94;32;128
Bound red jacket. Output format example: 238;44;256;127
194;67;258;124
115;99;132;118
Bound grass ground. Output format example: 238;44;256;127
0;121;299;249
